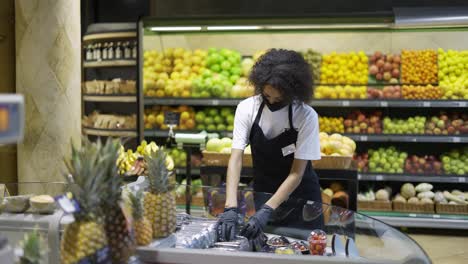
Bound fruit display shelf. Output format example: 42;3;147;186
361;211;468;230
144;129;233;138
83;127;138;137
344;134;467;143
144;97;243;106
83;94;137;103
83;31;137;42
358;173;468;184
83;59;137;68
310;99;468;108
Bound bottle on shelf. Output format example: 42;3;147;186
108;42;114;60
132;41;137;59
115;41;122;60
85;44;93;61
102;42;108;60
92;43;97;60
123;41;131;59
95;43;102;61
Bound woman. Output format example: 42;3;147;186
215;49;323;245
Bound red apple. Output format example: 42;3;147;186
376;73;383;81
369;65;379;75
384;62;393;71
383;72;392;81
392;69;400;78
376;59;385;67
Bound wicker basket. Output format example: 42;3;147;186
436;203;468;215
393;202;434;213
358;200;392;211
312;155;353;170
202;151;253;167
176;194;205;207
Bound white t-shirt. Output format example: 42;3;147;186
232;95;321;160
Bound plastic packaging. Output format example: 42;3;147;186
308;229;327;256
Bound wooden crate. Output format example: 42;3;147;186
358;200;392;212
312;156;353;170
202;151;253;167
436;203;468;215
393;202;434;213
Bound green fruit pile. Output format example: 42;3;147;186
301;49;322;81
192;70;233;98
206;48;242;82
383;116;426;134
168;148;188;168
368;147;407;174
441;148;468;175
438;48;468;100
195;107;235;131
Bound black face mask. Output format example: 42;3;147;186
262;95;288;112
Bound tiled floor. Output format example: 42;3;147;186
409;234;468;264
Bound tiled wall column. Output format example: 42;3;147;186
15;0;81;193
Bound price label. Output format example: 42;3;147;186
212;99;220;106
164;111;180;126
409;214;417;217
380;101;388;107
422;102;431;107
411;138;418;142
458;177;466;183
342;101;350;106
360;135;368;141
458;101;467;107
453;137;461;143
376;175;383;181
433;214;441;219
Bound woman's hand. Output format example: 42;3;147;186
215;207;239;241
240;204;274;239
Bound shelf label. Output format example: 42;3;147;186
212;100;220;106
342;101;350;106
458;101;467;107
376;175;383;181
433;214;441;219
422;102;431;107
409;214;417;217
453;137;461;143
380;101;388;107
360;135;368;141
164;111;180;126
458;177;466;183
411;138;417;142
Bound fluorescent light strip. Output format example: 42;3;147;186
207;26;262;30
150;26;202;32
266;24;391;30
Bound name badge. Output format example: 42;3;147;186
281;144;296;157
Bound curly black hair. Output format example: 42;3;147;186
249;49;313;103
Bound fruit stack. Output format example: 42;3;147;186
368;147;406;174
402;85;443;99
438;48;468;100
144;106;196;130
401;50;438;84
404;155;443;174
301;49;322;81
320;51;368;84
194;107;235;131
425;113;468;135
441;148;468;175
344;111;383;134
319;132;356;157
383;116;426;134
368;51;401;83
367;85;402;99
314;85;367;99
318;116;344;133
230;77;255;98
354;153;369;172
168;148;188;168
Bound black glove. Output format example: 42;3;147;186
215;207;238;242
249;231;268;252
240;204;274;239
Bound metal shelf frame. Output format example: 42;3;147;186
358;173;468;183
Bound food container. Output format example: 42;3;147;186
266;236;290;248
308;229;327;256
274;246;299;255
290;241;310;255
393;201;434;213
312;155;352;170
358;200;392;211
2;195;32;213
29;195;56;214
435;203;468;215
202;151;253;167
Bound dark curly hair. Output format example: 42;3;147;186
249;49;313;103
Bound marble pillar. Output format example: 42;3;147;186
16;0;81;193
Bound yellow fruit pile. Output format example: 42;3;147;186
117;141;174;175
319;117;344;133
438;48;468;100
314;85;367;99
144;105;196;130
401;50;437;84
320;51;368;84
319;132;356;157
402;85;442;100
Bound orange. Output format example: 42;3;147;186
180;111;190;121
185;119;195;129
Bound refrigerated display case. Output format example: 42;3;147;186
137;17;468;229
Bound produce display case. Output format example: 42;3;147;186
135;185;431;264
137;17;468;229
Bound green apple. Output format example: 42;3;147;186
204;117;214;125
208;108;219;117
214;116;223;125
221;61;232;71
217;124;227;131
227;125;234;131
210;64;221;73
195;112;206;123
207;124;216;131
196;124;206;130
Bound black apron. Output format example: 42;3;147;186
249;102;323;229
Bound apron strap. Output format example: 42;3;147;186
288;104;294;130
254;102;265;126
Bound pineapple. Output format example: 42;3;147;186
129;190;153;245
101;139;136;263
144;149;177;238
61;138;111;264
19;229;45;264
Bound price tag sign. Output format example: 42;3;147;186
360;135;368;141
409;213;417;217
458;101;467;107
433;214;441;219
164;111;180;126
422;102;431;107
380;101;388;107
342;101;350;106
411;138;418;142
458;177;466;183
376;175;383;181
453;137;461;143
212;99;220;106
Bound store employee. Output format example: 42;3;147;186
215;49;322;245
